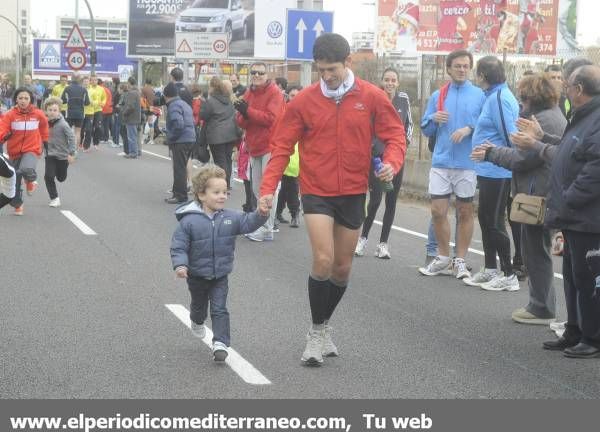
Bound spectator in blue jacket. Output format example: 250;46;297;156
467;56;520;292
419;50;485;280
164;82;196;204
170;165;268;361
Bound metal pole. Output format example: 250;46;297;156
0;15;23;88
81;0;96;74
183;59;189;84
75;0;79;25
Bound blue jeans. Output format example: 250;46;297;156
126;124;138;156
426;217;459;257
188;276;230;346
112;113;120;144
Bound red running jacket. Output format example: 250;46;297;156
0;104;49;160
236;81;285;157
260;78;406;197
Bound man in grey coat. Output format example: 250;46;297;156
121;77;142;159
512;65;600;358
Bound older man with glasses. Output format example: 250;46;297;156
234;62;286;242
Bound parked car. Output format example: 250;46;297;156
175;0;248;42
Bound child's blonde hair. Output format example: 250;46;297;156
44;96;62;111
192;165;226;201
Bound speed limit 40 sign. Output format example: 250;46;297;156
67;49;87;70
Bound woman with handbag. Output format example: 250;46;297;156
200;77;240;189
465;56;521;291
471;73;567;323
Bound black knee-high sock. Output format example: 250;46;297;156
325;279;347;321
308;275;330;325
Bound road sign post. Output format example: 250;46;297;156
67;49;87;70
286;9;333;62
174;32;229;60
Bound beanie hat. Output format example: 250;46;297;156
163;82;179;98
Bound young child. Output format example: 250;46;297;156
170;165;268;361
0;87;49;215
44;97;76;207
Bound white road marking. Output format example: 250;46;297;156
373;220;564;280
141;149;172;161
165;304;271;385
60;210;97;235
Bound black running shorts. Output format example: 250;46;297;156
301;194;366;230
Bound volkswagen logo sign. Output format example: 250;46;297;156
267;21;283;39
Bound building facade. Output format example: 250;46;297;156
56;16;127;42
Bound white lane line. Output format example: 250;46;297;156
373;220;564;280
165;304;271;385
141;149;172;161
61;210;97;235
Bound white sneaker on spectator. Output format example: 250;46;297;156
453;258;471;279
481;274;520;291
463;268;501;287
354;237;367;257
375;242;391;259
418;256;452;276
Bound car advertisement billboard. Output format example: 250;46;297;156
32;39;137;79
129;0;296;59
376;0;562;56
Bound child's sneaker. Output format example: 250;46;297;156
26;180;37;196
190;322;206;338
48;197;61;208
213;341;228;362
14;206;23;216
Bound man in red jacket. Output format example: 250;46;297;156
234;62;286;241
259;33;406;366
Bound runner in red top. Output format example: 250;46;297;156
259;33;406;366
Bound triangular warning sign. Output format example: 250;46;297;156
64;24;88;49
177;39;192;53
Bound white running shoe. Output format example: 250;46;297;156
190;322;206;338
418;256;453;276
48;197;61;208
212;341;228;362
453;258;471;279
481;274;520;292
322;325;338;357
549;321;566;332
301;328;324;366
463;269;501;287
374;242;391;259
354;237;367;257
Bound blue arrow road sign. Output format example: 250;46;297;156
286;9;333;61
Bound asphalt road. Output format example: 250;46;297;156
1;143;598;399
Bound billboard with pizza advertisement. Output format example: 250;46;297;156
376;0;563;56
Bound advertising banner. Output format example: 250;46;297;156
254;0;296;59
557;0;578;51
128;0;258;59
376;0;561;56
32;39;137;79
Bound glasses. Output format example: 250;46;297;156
250;71;266;76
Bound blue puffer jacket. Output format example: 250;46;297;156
472;83;519;179
421;80;485;170
170;201;268;279
166;96;196;144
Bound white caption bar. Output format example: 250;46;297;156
165;304;271;385
61;210;97;236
